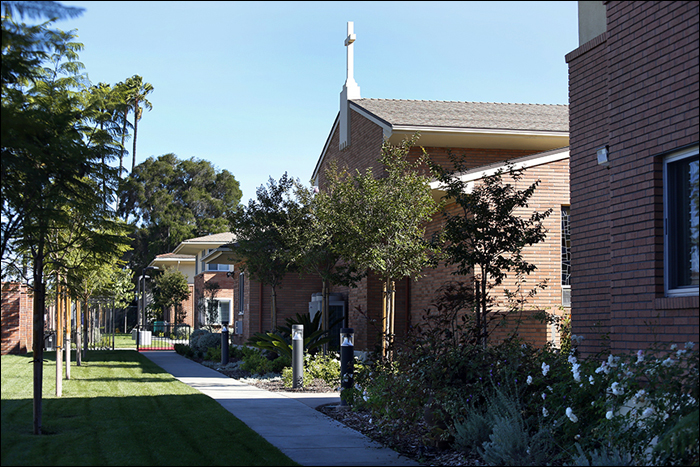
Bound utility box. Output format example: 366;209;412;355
308;293;345;349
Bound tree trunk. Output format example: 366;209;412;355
270;286;277;330
55;280;62;397
75;301;82;366
32;239;45;435
131;105;140;173
65;295;71;379
83;301;89;359
321;280;329;354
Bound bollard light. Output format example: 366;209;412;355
292;324;304;388
340;328;354;405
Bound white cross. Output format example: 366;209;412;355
344;22;357;86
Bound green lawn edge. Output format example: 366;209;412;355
1;350;299;466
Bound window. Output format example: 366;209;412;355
664;146;699;296
206;263;231;272
205;299;231;325
561;206;572;306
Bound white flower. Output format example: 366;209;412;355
568;354;577;364
611;382;625;396
670;344;678;351
589;375;595;385
607;354;619;367
527;375;533;385
606;410;614;420
542;393;546;400
662;357;674;367
542;407;549;417
566;407;578;423
677;349;687;357
572;363;581;382
634;389;646;402
685;342;695;350
541;362;550;376
636;350;644;364
642;407;654;418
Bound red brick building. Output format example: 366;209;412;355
1;282;33;354
312;97;571;351
149;233;322;343
566;1;699;355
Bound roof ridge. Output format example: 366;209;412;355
352;98;568;107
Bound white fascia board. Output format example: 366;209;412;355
392;125;568;138
201;247;233;264
429;148;570;191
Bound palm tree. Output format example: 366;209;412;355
125;75;153;173
112;80;133;180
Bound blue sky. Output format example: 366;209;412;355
50;1;578;204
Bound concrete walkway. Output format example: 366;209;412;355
142;351;418;466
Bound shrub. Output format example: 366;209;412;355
239;346;290;375
205;346;221;361
306;352;341;388
282;366;312;388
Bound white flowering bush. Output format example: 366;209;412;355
522;340;699;465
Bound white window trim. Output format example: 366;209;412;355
663;145;699;297
206;298;232;325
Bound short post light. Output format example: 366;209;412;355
340;328;354;406
292;324;304;388
221;306;230;366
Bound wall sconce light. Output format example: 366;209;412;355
597;145;610;167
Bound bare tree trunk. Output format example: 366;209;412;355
321;280;329;354
55;280;62;397
271;286;277;330
75;301;82;366
65;295;71;379
32;244;45;435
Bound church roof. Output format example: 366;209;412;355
350;99;569;132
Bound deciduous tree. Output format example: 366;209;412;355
430;156;552;347
318;136;440;356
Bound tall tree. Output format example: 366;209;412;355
318;137;440;356
118;153;242;273
125;74;153;174
1;8;124;434
229;173;298;330
430;156;552;347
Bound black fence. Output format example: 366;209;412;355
135;322;192;351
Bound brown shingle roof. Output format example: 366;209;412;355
350;99;569;132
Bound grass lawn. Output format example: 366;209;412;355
1;350;298;466
113;333;136;349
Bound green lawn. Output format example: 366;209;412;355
1;351;298;466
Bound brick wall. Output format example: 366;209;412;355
566;1;699;355
230;270;323;344
1;282;34;354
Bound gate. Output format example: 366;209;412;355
86;296;117;350
136;322;191;351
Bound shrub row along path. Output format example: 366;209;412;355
142;351;418;466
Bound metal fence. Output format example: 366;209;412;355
135;322;192;351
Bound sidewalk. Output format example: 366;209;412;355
142;351;418;466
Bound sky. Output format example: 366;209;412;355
45;1;578;204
